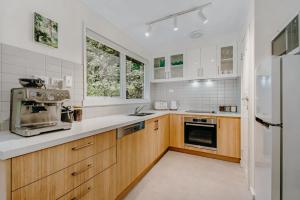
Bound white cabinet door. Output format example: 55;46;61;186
185;48;201;79
217;43;238;76
201;46;218;77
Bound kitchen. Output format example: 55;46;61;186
0;0;300;200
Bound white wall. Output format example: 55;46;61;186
0;0;150;64
0;0;152;122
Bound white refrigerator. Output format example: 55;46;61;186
255;55;300;200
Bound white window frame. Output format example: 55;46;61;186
83;27;150;107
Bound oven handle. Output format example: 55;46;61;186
185;123;215;128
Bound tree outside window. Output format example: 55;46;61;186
126;56;144;99
86;37;120;97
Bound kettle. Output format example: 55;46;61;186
170;101;178;110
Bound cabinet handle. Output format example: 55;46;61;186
71;164;93;176
218;119;221;129
70;186;92;200
71;142;94;151
154;120;159;131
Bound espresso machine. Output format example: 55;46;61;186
10;88;72;137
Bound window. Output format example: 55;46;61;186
84;29;148;106
86;36;120;97
126;56;144;99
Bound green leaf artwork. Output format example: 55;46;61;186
34;13;58;48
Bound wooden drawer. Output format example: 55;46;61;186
11;130;116;191
58;165;116;200
12;146;116;200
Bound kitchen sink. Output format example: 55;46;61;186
128;112;154;116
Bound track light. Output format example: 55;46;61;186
198;10;208;24
145;25;152;37
173;16;179;31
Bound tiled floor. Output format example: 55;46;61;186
124;151;252;200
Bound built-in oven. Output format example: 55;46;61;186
184;117;217;150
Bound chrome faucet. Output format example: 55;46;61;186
134;105;145;114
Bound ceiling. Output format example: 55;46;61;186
81;0;249;55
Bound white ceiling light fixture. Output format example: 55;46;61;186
198;9;208;24
145;24;152;37
189;29;203;39
173;16;179;31
144;2;211;37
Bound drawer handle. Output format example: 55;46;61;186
70;186;92;200
71;164;93;176
71;142;94;151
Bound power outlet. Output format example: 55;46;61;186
49;77;63;89
64;75;73;88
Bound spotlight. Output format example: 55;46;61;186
173;16;179;31
145;25;152;37
198;10;208;24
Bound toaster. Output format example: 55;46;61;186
154;101;168;110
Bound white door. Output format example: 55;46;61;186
201;46;218;77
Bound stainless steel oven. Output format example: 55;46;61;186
184;117;217;150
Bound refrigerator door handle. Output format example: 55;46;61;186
255;117;283;128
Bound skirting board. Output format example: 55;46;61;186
169;147;241;163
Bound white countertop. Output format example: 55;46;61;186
0;110;240;160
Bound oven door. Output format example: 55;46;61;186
184;122;217;149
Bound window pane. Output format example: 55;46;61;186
86;36;120;97
126;56;144;99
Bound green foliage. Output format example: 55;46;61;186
86;37;120;97
86;37;144;99
34;13;58;48
126;57;144;99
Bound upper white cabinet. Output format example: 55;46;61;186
170;54;184;79
153;54;184;81
201;46;218;77
154;57;166;79
151;42;238;82
185;48;201;79
217;43;238;76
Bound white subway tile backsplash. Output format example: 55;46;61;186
151;79;241;112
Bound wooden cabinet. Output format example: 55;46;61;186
158;115;170;155
11;130;116;191
116;128;149;194
170;114;184;148
12;147;116;200
10;130;116;200
58;165;116;200
217;117;241;158
116;115;170;195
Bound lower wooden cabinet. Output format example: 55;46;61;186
116;129;144;194
158;115;170;155
12;147;116;200
170;114;184;148
217;117;241;158
116;115;170;195
58;164;116;200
